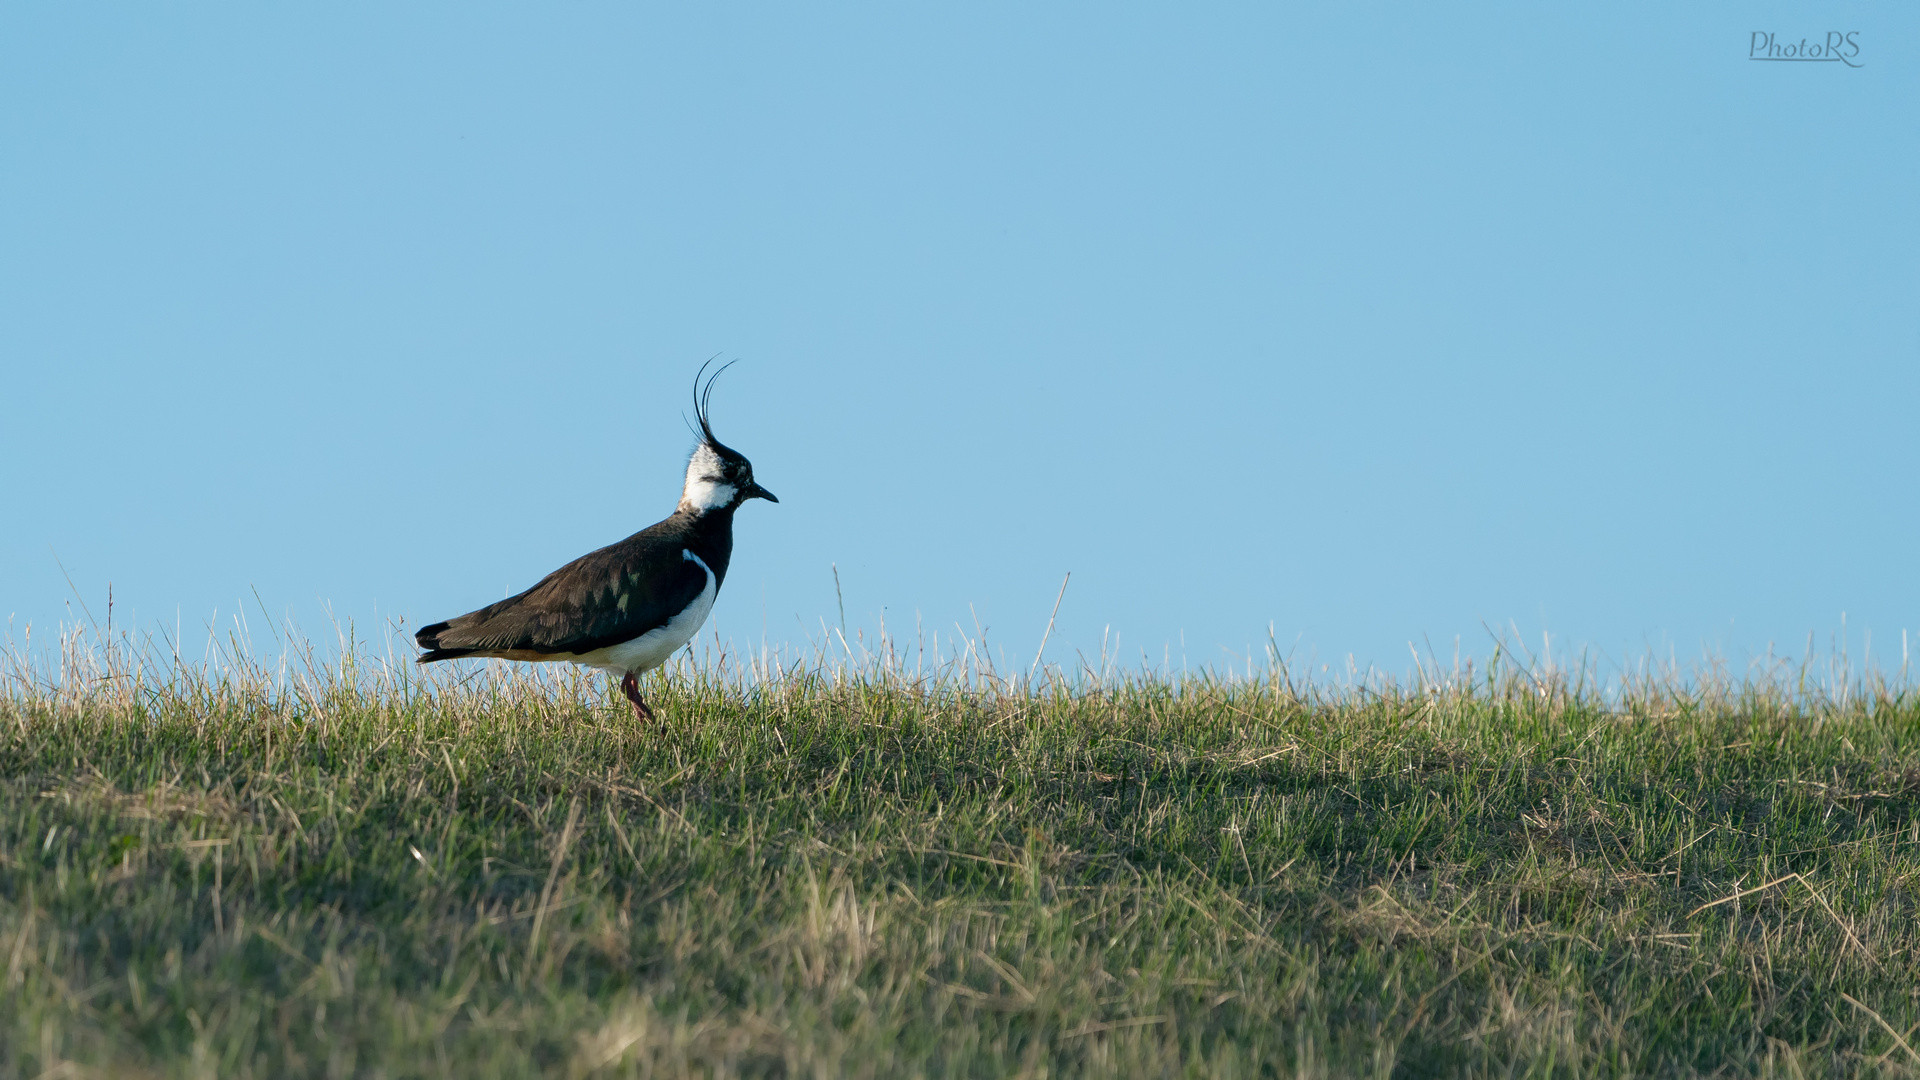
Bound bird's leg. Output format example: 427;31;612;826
619;671;655;722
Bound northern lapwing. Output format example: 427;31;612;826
414;362;776;720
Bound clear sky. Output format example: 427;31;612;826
4;3;1915;682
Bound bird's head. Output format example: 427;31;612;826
679;360;778;515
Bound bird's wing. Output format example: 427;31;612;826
417;531;712;660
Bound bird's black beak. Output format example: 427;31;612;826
746;482;779;503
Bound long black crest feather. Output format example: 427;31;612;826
691;357;738;447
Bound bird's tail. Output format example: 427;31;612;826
414;620;478;664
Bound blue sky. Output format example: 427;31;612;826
4;3;1914;680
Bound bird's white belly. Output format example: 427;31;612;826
566;552;716;675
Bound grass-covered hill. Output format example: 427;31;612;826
2;635;1917;1077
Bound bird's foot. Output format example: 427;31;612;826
620;671;655;723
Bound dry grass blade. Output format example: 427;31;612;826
1687;872;1876;967
1027;573;1070;683
1063;1015;1170;1039
1842;993;1920;1066
1686;874;1803;916
526;797;582;977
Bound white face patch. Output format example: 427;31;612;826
679;444;737;512
684;480;736;511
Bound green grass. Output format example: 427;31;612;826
3;633;1918;1078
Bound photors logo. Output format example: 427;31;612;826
1750;31;1863;67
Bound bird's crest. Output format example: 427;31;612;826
692;357;738;451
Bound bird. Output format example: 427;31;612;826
413;362;777;721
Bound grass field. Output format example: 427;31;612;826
2;630;1918;1078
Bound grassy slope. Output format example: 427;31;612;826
2;647;1918;1078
